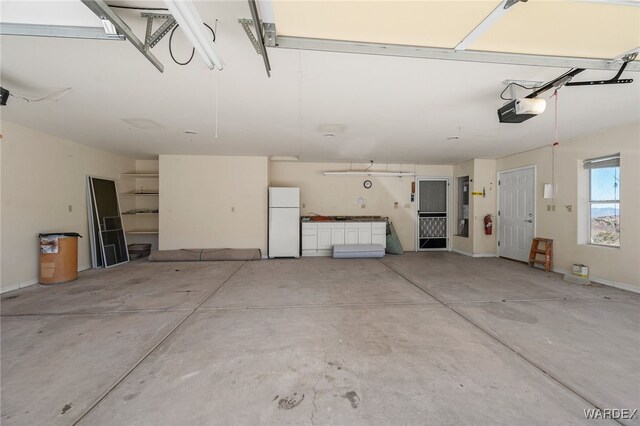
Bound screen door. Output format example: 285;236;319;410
417;178;449;250
88;176;129;267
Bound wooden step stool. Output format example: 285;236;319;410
528;238;553;272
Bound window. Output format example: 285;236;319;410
584;154;620;247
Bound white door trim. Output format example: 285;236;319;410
414;176;451;252
496;165;537;259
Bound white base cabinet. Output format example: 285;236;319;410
302;221;386;256
345;228;358;245
317;227;332;250
332;228;345;245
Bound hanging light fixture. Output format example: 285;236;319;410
323;160;414;177
164;0;224;70
323;171;415;177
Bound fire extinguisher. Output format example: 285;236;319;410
484;214;493;235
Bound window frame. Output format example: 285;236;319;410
586;155;620;248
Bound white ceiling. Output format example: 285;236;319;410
1;0;639;164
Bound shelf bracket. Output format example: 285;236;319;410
142;13;177;51
238;0;272;77
238;18;262;55
238;17;274;78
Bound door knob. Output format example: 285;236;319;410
524;219;533;223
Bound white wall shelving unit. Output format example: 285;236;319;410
119;168;159;250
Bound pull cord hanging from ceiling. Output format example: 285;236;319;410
551;89;559;202
214;18;220;139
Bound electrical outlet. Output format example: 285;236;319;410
361;204;366;209
68;205;73;212
551;204;556;212
566;205;572;212
547;205;551;212
302;203;306;209
231;207;235;213
394;202;399;209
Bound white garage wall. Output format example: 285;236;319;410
472;159;498;255
269;162;453;251
496;122;640;291
0;122;135;293
2;121;634;292
159;155;269;254
451;159;498;257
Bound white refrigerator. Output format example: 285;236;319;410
268;187;300;258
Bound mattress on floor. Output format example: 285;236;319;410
148;248;261;262
332;244;385;259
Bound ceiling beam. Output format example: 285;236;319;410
273;36;640;72
454;0;522;51
0;22;125;41
81;0;164;72
577;0;640;6
248;0;272;77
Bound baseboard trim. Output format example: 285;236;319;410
1;278;38;294
593;278;640;294
1;264;93;294
553;267;640;294
451;249;497;258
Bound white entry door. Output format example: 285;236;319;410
498;167;535;262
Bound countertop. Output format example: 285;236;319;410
301;215;388;223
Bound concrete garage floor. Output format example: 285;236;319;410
1;253;639;425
